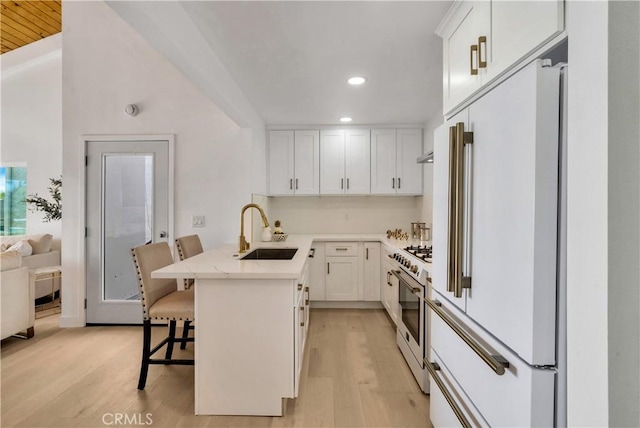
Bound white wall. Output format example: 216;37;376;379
419;111;443;229
269;196;421;234
0;35;62;237
567;1;640;426
607;2;639;426
62;1;256;326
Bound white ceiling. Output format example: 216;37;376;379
181;1;451;126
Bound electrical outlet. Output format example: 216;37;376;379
192;215;205;227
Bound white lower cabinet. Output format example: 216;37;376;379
363;242;381;301
294;263;310;396
381;245;399;325
326;256;359;301
308;242;326;300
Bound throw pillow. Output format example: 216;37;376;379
8;240;33;257
28;234;53;254
0;250;22;271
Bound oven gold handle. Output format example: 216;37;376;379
425;360;472;428
391;270;422;294
424;297;509;376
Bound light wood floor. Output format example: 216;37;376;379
1;309;430;427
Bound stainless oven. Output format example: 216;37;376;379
390;250;430;393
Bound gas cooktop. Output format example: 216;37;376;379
402;245;432;263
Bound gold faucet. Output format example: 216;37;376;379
239;203;270;253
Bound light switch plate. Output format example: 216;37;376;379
192;215;205;227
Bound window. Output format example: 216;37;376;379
0;166;27;236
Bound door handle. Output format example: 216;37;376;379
296;178;299;189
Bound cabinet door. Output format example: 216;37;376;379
382;261;394;314
486;0;564;82
325;256;359;301
309;242;326;301
387;266;400;326
294;130;320;195
371;129;397;194
320;130;345;194
439;1;490;114
363;242;381;301
269;131;294;195
396;128;423;195
344;129;371;194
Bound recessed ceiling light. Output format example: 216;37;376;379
347;76;367;85
340;117;353;123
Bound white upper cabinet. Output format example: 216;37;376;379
371;128;423;195
269;130;320;195
438;1;490;116
269;131;295;195
437;0;564;115
320;129;370;195
293;130;320;195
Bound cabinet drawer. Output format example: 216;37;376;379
325;242;358;257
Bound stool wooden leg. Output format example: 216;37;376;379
165;320;177;360
138;320;152;390
180;320;191;350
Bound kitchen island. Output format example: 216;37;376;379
152;236;313;416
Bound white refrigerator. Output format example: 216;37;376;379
429;59;567;427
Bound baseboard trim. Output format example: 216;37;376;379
59;315;84;327
310;301;384;309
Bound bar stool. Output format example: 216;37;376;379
175;234;203;349
131;242;194;390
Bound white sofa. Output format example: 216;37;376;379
1;234;61;299
1;251;34;339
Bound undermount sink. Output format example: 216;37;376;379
239;248;298;260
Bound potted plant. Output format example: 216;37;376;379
25;176;62;222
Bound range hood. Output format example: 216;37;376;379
416;151;433;164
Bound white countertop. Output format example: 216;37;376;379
152;233;430;280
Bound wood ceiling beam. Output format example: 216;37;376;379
0;1;61;54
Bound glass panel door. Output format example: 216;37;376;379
86;140;171;324
103;155;153;301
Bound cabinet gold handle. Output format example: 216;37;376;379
300;306;304;311
305;286;309;292
470;44;478;75
425;361;472;428
478;36;487;68
366;248;369;260
305;299;309;306
298;283;303;291
300;322;305;327
327;263;330;274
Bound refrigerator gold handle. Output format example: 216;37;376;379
470;44;478;75
425;361;472;428
425;297;509;376
478;36;487;68
447;126;457;293
454;123;466;298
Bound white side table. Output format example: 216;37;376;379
31;266;62;315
